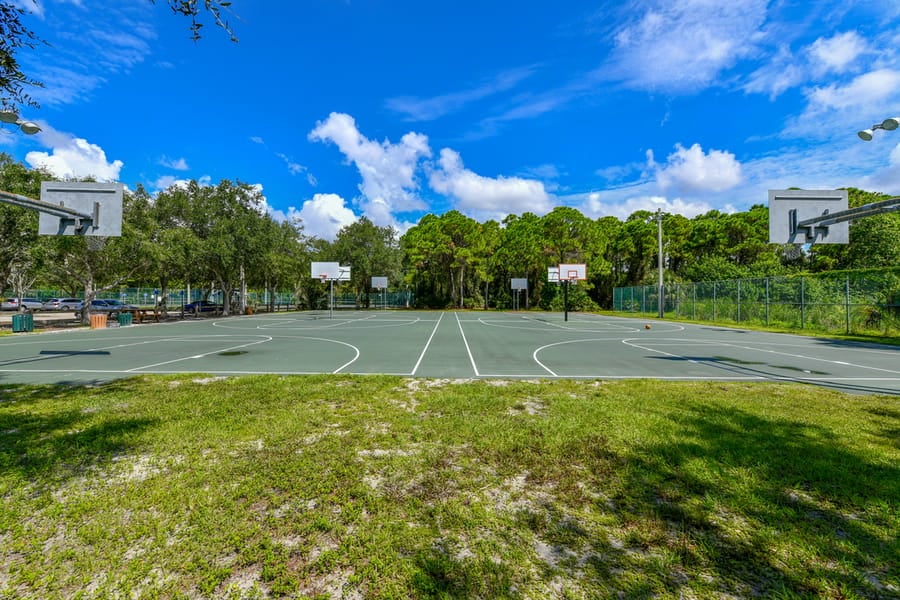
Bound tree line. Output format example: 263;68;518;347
2;154;899;316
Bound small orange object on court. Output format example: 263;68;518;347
645;324;651;329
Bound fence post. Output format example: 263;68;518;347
692;284;696;320
713;281;717;321
765;277;770;326
737;279;742;323
800;277;805;329
845;274;851;335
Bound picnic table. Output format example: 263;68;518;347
122;307;160;323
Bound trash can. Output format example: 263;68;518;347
11;314;26;333
90;313;108;329
24;312;34;332
117;312;133;326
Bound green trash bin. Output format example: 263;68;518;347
11;313;25;333
117;312;133;326
24;312;34;332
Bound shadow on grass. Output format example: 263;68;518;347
592;402;899;598
0;381;156;484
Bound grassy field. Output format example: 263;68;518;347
0;375;897;599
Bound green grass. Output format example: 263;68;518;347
1;376;898;599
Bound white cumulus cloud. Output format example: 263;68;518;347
296;193;358;241
806;69;900;112
651;143;742;194
25;123;123;181
428;148;553;221
308;112;430;229
158;156;189;170
579;191;735;220
809;31;867;75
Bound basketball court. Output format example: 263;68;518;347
0;310;896;395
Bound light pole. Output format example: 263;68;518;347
0;110;41;135
656;208;664;319
857;117;899;141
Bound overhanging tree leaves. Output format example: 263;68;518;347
0;2;43;109
0;0;238;110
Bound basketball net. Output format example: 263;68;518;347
86;235;108;251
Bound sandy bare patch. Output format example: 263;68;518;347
219;565;268;597
534;539;578;568
357;447;417;458
365;422;391;435
110;453;183;483
299;567;361;599
193;376;228;385
507;399;546;416
401;378;473;391
301;429;349;445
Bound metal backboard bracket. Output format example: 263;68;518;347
768;189;849;244
38;181;123;236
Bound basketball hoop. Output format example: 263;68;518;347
319;273;329;283
86;235;108;251
784;244;803;260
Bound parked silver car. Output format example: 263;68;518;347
87;299;139;315
20;298;44;310
42;297;84;311
2;298;44;311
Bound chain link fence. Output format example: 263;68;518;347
3;288;415;312
613;268;900;336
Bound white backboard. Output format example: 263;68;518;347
769;189;849;244
38;181;123;237
548;267;560;283
511;278;528;290
559;263;587;281
311;262;341;280
371;276;388;289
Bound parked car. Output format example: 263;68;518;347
184;299;223;314
1;298;43;311
20;298;44;310
42;297;84;311
87;299;139;315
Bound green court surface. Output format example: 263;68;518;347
0;310;898;394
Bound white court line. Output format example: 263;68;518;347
624;338;900;376
411;312;444;375
127;336;274;371
531;338;679;377
455;312;480;376
318;337;361;373
532;343;558;376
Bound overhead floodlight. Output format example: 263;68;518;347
0;110;41;135
18;121;41;135
859;117;900;141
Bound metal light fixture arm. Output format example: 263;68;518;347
858;117;900;141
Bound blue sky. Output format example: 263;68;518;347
2;0;900;240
